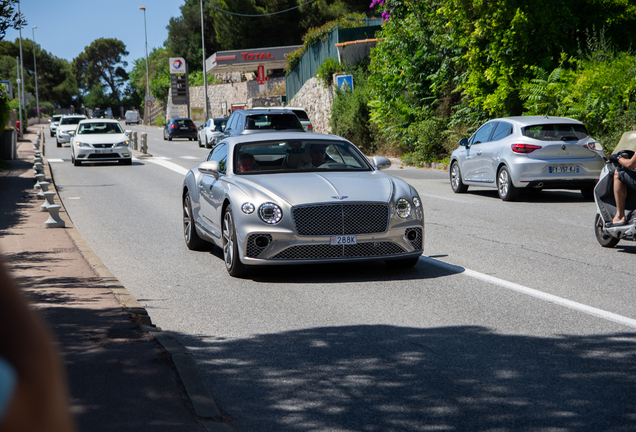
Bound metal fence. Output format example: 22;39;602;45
285;22;382;101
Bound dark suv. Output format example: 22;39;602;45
163;118;198;141
218;109;305;140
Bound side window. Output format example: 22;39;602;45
210;143;228;174
225;114;235;131
491;122;513;141
471;122;497;144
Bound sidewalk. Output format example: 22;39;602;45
0;125;230;432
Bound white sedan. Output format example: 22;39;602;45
198;117;227;148
70;119;132;166
56;115;87;147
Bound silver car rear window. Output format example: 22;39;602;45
522;124;589;141
245;114;303;130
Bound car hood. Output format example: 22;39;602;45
74;133;128;144
232;171;395;206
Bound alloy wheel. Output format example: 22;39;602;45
223;211;235;270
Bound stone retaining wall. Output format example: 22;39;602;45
288;77;334;134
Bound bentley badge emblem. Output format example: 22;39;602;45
331;196;348;200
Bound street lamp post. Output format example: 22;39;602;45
139;7;151;125
200;0;208;121
17;0;25;138
32;26;40;124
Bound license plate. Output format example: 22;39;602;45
180;126;189;130
95;149;112;154
549;165;579;173
331;235;357;245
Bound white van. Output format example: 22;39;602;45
125;111;140;125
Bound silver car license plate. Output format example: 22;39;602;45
95;149;112;154
549;165;579;173
331;235;357;245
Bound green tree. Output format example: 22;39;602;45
165;0;220;72
0;0;25;40
72;38;129;108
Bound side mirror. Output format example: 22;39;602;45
198;161;220;179
198;125;204;130
459;138;469;147
48;119;52;123
371;156;391;171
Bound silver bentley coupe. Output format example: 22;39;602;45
182;133;424;277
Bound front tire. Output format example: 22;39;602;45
56;139;61;148
163;130;167;141
450;161;468;193
497;166;520;201
222;207;248;277
183;192;207;251
595;213;620;248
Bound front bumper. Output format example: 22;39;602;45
74;146;132;161
237;224;424;265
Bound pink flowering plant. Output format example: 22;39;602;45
370;0;392;21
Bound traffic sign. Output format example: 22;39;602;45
146;100;153;108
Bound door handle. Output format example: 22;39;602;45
477;151;482;155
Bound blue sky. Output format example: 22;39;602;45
5;0;185;71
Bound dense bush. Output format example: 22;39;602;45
368;0;636;162
329;64;381;153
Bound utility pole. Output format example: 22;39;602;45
16;56;21;137
32;26;40;124
140;6;151;125
200;0;208;121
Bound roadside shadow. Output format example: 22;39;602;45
0;159;37;232
466;188;590;203
174;325;636;431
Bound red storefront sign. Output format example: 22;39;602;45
257;65;265;85
240;52;275;61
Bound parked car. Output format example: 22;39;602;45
70;119;132;166
92;108;113;119
163;118;198;141
56;115;87;147
182;132;424;277
49;114;64;137
125;110;140;125
218;109;305;141
252;106;313;132
449;116;605;201
198;117;227;148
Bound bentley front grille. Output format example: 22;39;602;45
272;241;406;260
293;204;389;236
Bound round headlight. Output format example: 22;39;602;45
396;198;412;219
258;202;282;224
241;202;255;214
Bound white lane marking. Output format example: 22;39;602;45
180;156;199;160
144;158;189;176
420;256;636;329
47;158;64;163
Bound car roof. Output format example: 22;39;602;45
241;109;295;115
78;118;120;123
252;106;306;112
492;116;585;127
220;132;346;146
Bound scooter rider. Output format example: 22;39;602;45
608;151;636;227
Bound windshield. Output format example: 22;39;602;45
60;117;84;125
522;123;589;141
245;114;303;131
213;119;226;131
234;139;372;174
77;122;124;134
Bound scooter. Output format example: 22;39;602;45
594;140;636;247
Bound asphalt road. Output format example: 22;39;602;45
45;122;636;431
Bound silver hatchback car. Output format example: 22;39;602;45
449;116;605;201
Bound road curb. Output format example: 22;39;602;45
41;140;228;428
